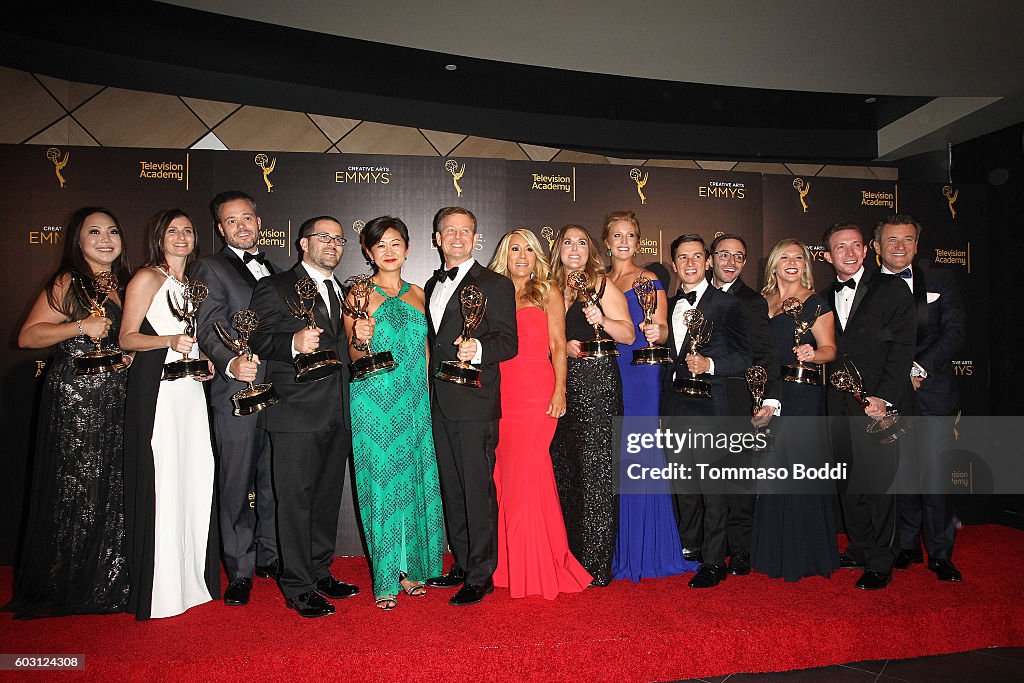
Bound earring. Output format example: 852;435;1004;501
606;249;612;257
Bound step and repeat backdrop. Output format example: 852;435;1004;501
0;145;989;560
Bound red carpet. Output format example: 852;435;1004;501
2;524;1024;682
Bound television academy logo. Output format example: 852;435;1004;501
255;153;276;193
540;226;554;253
46;147;69;188
629;168;648;205
793;178;810;213
943;185;958;219
446;159;465;197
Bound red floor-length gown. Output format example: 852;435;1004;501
493;305;592;598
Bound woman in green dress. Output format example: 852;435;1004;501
345;215;445;610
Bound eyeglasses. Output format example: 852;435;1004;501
310;233;347;246
713;251;746;263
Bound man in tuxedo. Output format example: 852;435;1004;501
249;216;370;617
422;207;517;606
707;233;780;577
661;234;751;588
872;214;965;582
822;221;915;590
193;191;279;607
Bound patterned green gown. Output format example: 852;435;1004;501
350;282;445;598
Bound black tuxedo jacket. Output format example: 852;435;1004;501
248;263;351;433
723;277;781;415
425;261;517;422
191;247;277;410
908;261;966;416
823;268;916;417
662;284;751;417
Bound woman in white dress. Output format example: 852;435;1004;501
120;208;219;620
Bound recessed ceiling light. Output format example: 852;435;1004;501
864;97;877;103
445;64;457;71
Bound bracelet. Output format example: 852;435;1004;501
75;320;84;337
352;337;369;352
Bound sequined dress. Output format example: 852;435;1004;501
350;283;445;598
550;287;623;586
4;299;129;619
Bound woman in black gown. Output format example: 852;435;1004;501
549;224;634;586
4;207;132;619
750;239;840;581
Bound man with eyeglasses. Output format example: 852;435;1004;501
249;216;372;617
707;233;781;578
192;191;280;608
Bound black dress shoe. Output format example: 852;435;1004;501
681;547;702;563
928;559;963;582
224;578;252;606
255;560;281;579
285;591;335;618
314;575;360;600
855;570;891;590
838;553;865;570
426;564;466;588
688;564;727;588
727;553;751;576
893;550;924;570
449;581;494;606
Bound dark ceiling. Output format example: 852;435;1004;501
0;1;1009;163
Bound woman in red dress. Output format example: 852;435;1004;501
487;229;592;598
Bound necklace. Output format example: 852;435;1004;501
156;265;186;287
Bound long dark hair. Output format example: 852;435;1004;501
44;206;131;318
143;208;198;270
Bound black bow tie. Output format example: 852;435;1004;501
896;268;912;279
833;278;856;292
435;267;459;282
679;289;697;305
243;251;267;265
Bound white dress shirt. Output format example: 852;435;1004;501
834;266;865;329
429;258;483;364
229;245;271;280
671;279;715;377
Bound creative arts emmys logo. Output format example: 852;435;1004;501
629;168;648;205
943;185;958;219
446;159;465;197
793;178;810;213
46;147;69;188
255;153;276;193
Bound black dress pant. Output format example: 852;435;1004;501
269;425;349;598
212;408;277;580
432;415;499;587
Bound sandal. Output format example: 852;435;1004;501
375;596;397;611
399;572;427;597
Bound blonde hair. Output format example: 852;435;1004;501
550;224;607;302
488;229;553;309
762;238;815;297
601;210;641;243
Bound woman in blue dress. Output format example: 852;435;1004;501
603;211;699;581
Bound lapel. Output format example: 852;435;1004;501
289;263;333;333
440;261;478;336
728;277;746;299
424;273;439;334
912;263;929;343
825;284;841;335
847;268;872;325
223;247;258;287
680;285;713;353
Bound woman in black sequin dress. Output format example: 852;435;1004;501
4;207;132;619
549;224;633;586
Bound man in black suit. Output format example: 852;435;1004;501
822;221;916;590
249;216;370;617
422;207;517;606
873;214;965;582
662;234;751;588
193;191;279;607
707;233;781;577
